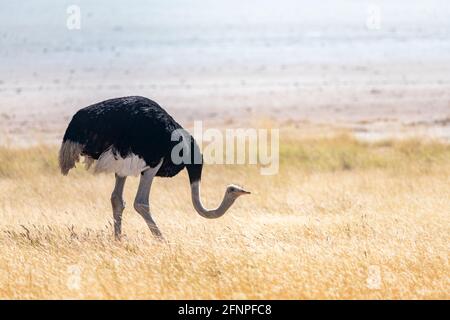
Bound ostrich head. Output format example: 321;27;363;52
226;184;251;199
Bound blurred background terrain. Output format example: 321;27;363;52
1;0;450;144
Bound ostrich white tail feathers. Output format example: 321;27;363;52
59;140;84;175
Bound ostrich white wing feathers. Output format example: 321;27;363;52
95;148;149;177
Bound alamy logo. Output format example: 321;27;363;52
66;5;81;30
67;264;82;290
367;265;382;289
366;4;381;30
171;121;279;175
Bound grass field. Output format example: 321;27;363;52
0;133;448;299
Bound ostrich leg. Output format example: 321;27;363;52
134;160;164;239
111;174;127;240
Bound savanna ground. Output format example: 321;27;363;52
0;130;449;299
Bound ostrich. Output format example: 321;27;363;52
59;96;250;240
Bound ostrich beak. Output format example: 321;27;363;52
239;190;251;195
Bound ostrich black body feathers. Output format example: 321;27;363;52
61;96;203;182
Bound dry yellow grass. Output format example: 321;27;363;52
0;133;449;299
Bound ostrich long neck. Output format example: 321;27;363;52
186;149;233;218
190;181;235;219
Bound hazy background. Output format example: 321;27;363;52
1;0;450;144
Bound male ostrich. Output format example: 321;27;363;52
59;96;250;240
